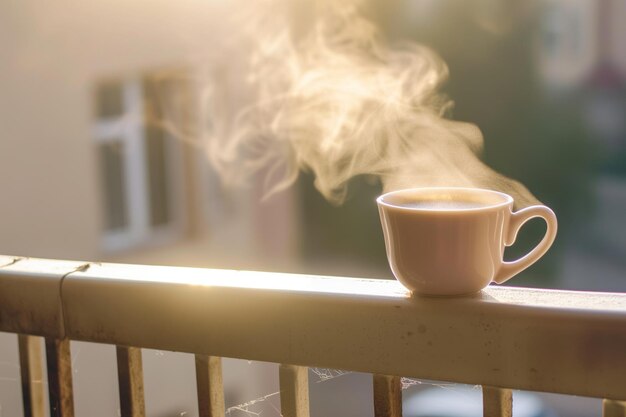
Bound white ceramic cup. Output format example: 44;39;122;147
377;187;558;296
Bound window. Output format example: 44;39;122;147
535;0;596;87
94;75;186;252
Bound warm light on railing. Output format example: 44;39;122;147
1;255;626;417
72;261;410;297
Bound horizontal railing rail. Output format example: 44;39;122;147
1;255;626;417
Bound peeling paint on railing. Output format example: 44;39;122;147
0;256;24;268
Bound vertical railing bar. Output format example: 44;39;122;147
18;335;46;417
195;355;225;417
373;374;402;417
116;346;146;417
45;338;74;417
279;364;310;417
483;386;512;417
604;399;626;417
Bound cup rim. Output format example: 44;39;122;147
376;187;514;213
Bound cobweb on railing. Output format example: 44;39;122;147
400;376;461;391
224;367;352;416
309;367;351;382
224;365;356;416
224;364;472;417
226;391;281;416
0;349;471;417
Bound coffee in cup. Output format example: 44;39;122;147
377;187;557;296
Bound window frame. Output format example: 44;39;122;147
94;77;186;253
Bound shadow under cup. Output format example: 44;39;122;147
377;187;557;296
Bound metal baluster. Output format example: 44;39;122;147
195;355;225;417
116;346;146;417
279;364;310;417
18;335;45;417
482;386;512;417
373;374;402;417
604;399;626;417
45;338;74;417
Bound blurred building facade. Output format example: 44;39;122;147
0;0;299;272
0;2;298;416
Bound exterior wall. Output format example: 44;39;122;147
0;0;235;260
0;2;298;416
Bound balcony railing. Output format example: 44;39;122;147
1;255;625;417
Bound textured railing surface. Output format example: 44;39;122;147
1;255;626;417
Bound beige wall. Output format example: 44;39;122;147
0;3;300;417
0;0;236;260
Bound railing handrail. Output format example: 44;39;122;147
2;255;626;404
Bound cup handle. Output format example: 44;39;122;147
493;205;558;284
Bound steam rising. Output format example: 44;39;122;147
201;0;538;208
